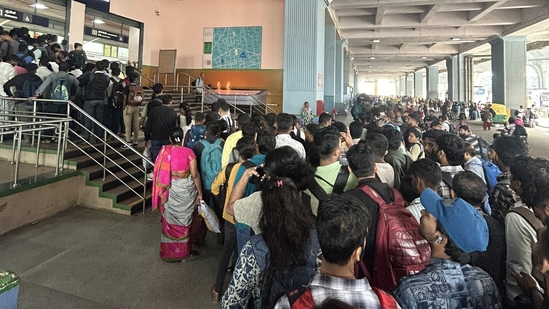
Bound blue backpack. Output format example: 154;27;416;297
251;230;320;308
200;139;223;190
481;158;501;195
186;125;206;149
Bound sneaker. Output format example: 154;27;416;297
146;172;153;181
132;141;139;146
121;144;130;149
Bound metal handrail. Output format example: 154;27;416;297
136;71;156;86
1;97;153;212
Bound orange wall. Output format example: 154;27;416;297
110;0;285;69
141;66;283;113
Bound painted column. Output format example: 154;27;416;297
324;22;336;113
446;56;458;101
283;0;326;114
426;66;439;99
395;78;400;96
491;37;527;109
414;71;423;99
406;74;414;97
399;76;405;96
67;0;85;50
335;39;345;105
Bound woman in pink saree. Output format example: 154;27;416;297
152;127;203;261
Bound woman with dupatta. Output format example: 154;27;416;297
152;127;203;261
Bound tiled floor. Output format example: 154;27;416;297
0;207;224;309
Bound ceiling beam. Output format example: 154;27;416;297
342;25;503;39
469;1;507;22
375;7;386;25
420;4;441;23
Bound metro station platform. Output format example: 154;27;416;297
1;114;549;308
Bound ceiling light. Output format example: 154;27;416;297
369;65;372;68
421;56;427;59
451;37;461;41
370;57;375;60
373;39;380;43
30;3;48;9
94;19;106;24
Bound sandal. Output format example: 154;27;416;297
211;285;220;303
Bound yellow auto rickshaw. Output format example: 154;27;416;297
489;103;510;124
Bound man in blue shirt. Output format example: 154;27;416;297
394;188;502;309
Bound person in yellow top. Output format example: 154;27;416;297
210;136;256;303
221;113;252;167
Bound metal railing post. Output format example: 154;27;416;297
103;130;107;180
13;126;22;187
31;100;37;147
143;172;147;213
55;122;62;176
35;128;41;167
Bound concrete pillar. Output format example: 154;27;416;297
354;71;359;95
283;0;326;114
406;74;414;97
490;37;527;109
426;66;439;99
399;76;405;96
344;52;350;94
68;0;85;50
446;56;458;101
395;78;400;96
324;22;336;112
374;80;379;96
335;40;345;104
414;71;423;99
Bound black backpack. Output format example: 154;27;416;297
305;166;350;203
109;77;125;108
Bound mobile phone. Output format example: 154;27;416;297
249;167;265;185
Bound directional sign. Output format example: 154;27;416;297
84;27;129;43
0;8;48;27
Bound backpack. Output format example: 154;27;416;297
287;285;398;309
351;103;363;120
306;166;350;203
15;52;34;66
186;125;206;149
50;75;70;101
476;136;491;160
480;159;501;194
452;105;458;113
191;79;197;87
215;161;256;207
360;185;431;293
254;231;320;308
507;207;544;232
127;83;144;106
109;77;125;108
67;51;84;69
513;125;527;139
199;139;223;190
446;122;457;134
18;77;42;103
146;98;162;116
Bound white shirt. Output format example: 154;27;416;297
0;62;16;97
49;62;59;73
406;197;424;223
36;66;52;81
275;133;306;159
69;69;83;79
195;77;204;94
375;162;395;187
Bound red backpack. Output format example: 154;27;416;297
287;285;398;309
360;185;431;293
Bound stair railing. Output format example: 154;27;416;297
65;100;153;213
0;96;154;213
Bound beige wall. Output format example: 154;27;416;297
109;0;285;69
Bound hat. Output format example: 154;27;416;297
514;118;524;126
420;188;488;253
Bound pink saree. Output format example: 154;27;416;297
152;145;197;261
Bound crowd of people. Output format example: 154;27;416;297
0;27;152;146
147;92;549;309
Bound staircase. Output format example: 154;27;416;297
61;139;151;214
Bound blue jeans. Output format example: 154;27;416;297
151;139;170;163
83;100;105;140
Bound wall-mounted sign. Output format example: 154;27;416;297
74;0;110;13
84;27;128;43
0;8;49;27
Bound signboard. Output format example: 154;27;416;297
0;8;49;27
203;26;262;69
74;0;110;13
84;27;128;43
